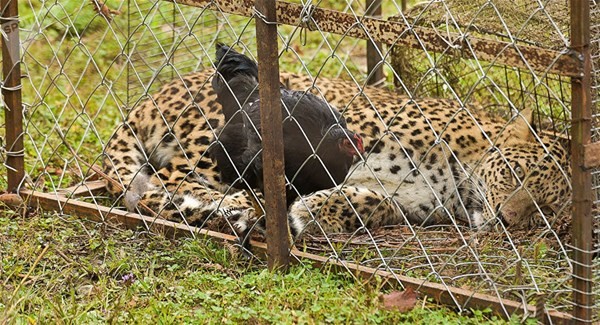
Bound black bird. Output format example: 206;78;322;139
209;43;364;206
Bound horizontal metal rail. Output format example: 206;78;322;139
166;0;582;77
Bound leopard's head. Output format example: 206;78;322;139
477;110;571;229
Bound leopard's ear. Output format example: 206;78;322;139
506;108;536;142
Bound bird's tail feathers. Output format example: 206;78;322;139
213;43;259;120
214;43;258;82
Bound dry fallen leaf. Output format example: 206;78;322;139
90;0;121;21
379;287;418;312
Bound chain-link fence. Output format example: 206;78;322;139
1;0;597;322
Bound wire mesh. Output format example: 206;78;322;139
2;0;596;321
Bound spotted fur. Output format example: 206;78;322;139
283;74;570;237
103;69;571;239
103;71;256;234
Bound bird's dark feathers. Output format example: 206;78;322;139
211;43;259;122
209;44;363;208
209;122;257;189
214;43;258;84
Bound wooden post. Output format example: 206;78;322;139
365;0;384;85
570;0;593;322
1;0;24;193
255;0;290;270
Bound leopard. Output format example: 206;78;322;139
281;74;571;237
103;68;571;241
102;71;257;233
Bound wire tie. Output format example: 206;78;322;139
252;7;278;25
0;84;22;91
4;148;24;157
298;4;318;45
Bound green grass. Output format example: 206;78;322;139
1;206;531;324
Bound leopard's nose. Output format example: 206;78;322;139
495;204;509;227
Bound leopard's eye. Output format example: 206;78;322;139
513;164;525;181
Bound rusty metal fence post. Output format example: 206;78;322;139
1;0;24;193
365;0;384;85
570;0;593;322
255;0;290;270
